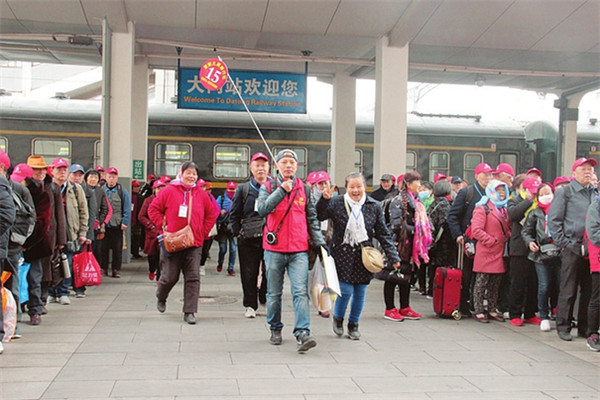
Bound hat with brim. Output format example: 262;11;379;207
27;155;47;169
10;163;33;182
275;149;298;163
474;163;493;175
572;157;598;171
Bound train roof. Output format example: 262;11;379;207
525;119;600;142
0;96;527;138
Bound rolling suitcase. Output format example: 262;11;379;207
432;243;463;320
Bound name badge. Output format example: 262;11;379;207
254;201;259;212
178;205;188;218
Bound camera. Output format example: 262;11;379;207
266;231;278;245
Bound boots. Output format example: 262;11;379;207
347;322;361;340
332;317;344;337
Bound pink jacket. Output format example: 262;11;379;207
589;240;600;273
148;184;218;248
471;201;511;274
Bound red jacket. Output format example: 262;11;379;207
138;195;159;255
471;201;511;274
148;184;218;248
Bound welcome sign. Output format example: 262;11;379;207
178;68;307;114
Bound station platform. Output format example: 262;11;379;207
2;246;599;400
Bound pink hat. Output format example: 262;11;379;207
51;158;69;169
474;163;493;175
0;149;10;169
313;171;331;184
306;171;318;184
10;163;33;182
526;167;542;177
251;152;269;162
434;173;447;183
227;181;237;190
95;165;105;172
553;176;570;187
152;180;166;189
197;178;206;187
131;180;140;187
390;175;396;183
160;175;171;184
106;167;119;175
572;157;598;171
494;163;515;177
523;177;541;194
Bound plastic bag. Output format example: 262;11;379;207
72;244;102;287
18;259;30;304
321;246;341;297
309;256;329;311
2;271;17;342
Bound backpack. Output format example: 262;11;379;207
9;186;36;246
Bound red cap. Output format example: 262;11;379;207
10;163;33;182
197;178;206;187
147;174;156;181
51;158;69;169
152;180;166;189
572;157;598;171
553;176;570;187
434;173;447;183
474;163;493;175
131;180;140;187
314;171;331;184
526;167;542;177
397;174;405;183
251;152;269;162
95;165;105;172
227;181;237;190
494;163;515;177
523;177;541;194
106;167;119;175
0;149;10;169
306;171;318;184
160;175;171;183
205;182;213;190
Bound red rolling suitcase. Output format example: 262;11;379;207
432;243;463;320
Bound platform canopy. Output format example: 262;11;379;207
0;0;599;94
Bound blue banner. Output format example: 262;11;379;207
177;68;307;114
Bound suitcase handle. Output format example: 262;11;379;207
457;242;464;270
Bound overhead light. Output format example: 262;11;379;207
68;35;94;46
475;74;486;87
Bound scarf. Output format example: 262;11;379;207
521;190;538;219
476;180;509;209
226;190;235;200
343;192;368;246
170;164;196;190
412;199;433;267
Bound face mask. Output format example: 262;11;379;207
538;194;553;205
418;190;430;201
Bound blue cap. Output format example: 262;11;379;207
69;163;85;174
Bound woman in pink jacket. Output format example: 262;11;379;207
148;162;219;325
471;180;511;323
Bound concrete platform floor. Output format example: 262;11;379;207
2;248;599;400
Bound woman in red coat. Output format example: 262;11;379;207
148;162;219;325
138;180;166;282
471;180;511;323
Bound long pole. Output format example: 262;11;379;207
100;18;112;168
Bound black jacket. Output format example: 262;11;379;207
507;194;533;257
0;175;16;260
521;207;554;264
447;182;486;240
229;178;265;247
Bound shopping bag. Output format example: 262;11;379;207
18;259;30;304
320;246;341;297
309;256;328;310
1;271;17;342
72;244;102;287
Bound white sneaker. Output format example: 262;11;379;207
59;296;71;305
244;307;256;318
540;319;551;332
47;297;56;304
200;266;206;276
0;341;4;354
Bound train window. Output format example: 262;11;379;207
406;151;417;171
326;149;363;173
0;137;6;153
429;152;449;182
499;153;518;172
155;142;193;176
213;145;250;179
93;140;101;167
272;147;307;179
463;153;484;184
32;138;71;164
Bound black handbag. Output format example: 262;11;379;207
240;215;265;239
538;243;560;261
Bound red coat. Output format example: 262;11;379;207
148;184;218;248
471;201;511;274
138;195;159;255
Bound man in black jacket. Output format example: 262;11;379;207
371;174;398;202
447;162;493;316
230;152;270;318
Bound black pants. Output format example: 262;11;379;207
131;226;142;257
156;247;201;313
460;256;474;314
148;252;160;279
588;272;599;337
556;250;591;335
238;238;267;310
508;256;538;319
101;227;123;272
384;275;410;310
200;238;213;266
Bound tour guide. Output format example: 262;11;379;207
257;148;325;353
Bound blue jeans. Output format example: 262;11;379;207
264;250;310;336
52;252;73;298
334;281;368;324
535;261;561;320
218;236;237;271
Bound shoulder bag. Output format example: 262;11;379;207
342;197;384;273
163;191;195;253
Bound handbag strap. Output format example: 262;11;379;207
271;189;297;235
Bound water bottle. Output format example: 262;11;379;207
60;253;71;279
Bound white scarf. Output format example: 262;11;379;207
343;192;368;246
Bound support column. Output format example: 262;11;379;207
555;93;585;175
374;37;408;185
331;72;356;187
132;58;149;179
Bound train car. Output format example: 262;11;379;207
0;97;533;191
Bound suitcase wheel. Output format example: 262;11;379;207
452;310;462;320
